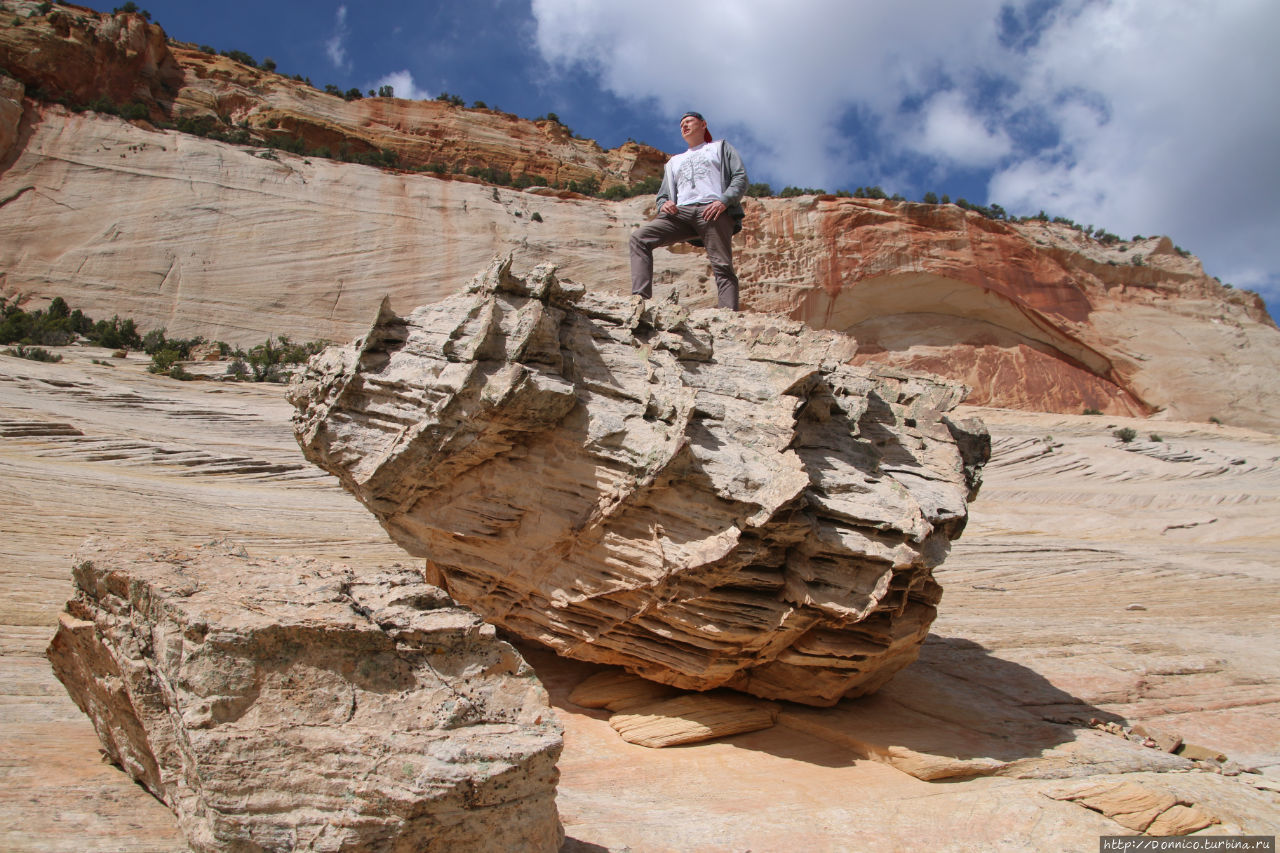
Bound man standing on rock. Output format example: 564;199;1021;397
629;111;748;310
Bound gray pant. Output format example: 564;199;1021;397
629;204;740;310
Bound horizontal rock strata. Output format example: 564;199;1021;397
609;693;780;748
46;537;564;853
290;258;990;706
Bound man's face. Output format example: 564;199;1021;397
680;115;707;145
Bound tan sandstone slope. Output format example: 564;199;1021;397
1;6;1277;431
3;340;1279;851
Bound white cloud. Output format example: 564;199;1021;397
369;70;430;101
989;0;1280;302
326;5;350;70
531;0;1280;306
909;90;1012;169
529;0;1009;188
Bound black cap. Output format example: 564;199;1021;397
680;111;705;122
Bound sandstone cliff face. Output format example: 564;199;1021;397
735;197;1279;426
290;258;989;706
0;6;664;185
167;46;666;188
0;3;182;109
1;8;1277;430
47;537;565;853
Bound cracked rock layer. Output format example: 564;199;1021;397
290;258;990;706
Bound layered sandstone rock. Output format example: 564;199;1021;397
0;4;182;111
290;258;989;706
2;10;1278;430
0;7;664;184
46;537;564;853
738;196;1280;427
166;45;665;188
1;107;1276;431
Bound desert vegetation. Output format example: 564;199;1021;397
0;296;323;382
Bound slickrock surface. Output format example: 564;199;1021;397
2;99;1277;431
1047;778;1218;835
2;2;1278;433
290;258;989;706
46;538;564;853
2;350;1279;850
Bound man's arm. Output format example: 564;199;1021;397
719;141;748;207
655;163;676;214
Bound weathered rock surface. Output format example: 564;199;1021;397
0;7;664;183
46;537;564;853
608;693;779;748
1047;778;1218;836
5;351;1280;850
741;196;1280;429
1;100;1277;431
0;4;182;113
290;257;989;706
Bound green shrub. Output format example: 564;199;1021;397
1114;427;1137;443
779;186;827;198
1209;416;1222;425
746;182;773;198
1082;407;1103;415
530;211;543;223
566;176;600;196
119;101;149;121
4;345;61;362
1148;433;1163;443
245;335;326;382
222;49;257;68
466;165;512;186
147;347;183;374
88;315;143;350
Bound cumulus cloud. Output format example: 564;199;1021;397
909;90;1012;169
530;0;1009;188
989;0;1280;299
531;0;1280;304
326;5;350;70
369;70;430;101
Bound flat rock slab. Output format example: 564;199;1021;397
608;692;780;748
1048;778;1218;835
46;537;564;853
568;670;679;712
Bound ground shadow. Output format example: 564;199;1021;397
518;632;1127;773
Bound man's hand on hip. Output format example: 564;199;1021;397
660;201;678;215
701;200;726;221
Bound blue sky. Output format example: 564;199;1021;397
110;0;1280;319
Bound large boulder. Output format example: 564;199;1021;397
290;258;990;706
46;538;564;853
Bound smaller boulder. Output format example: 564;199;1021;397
47;537;564;853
